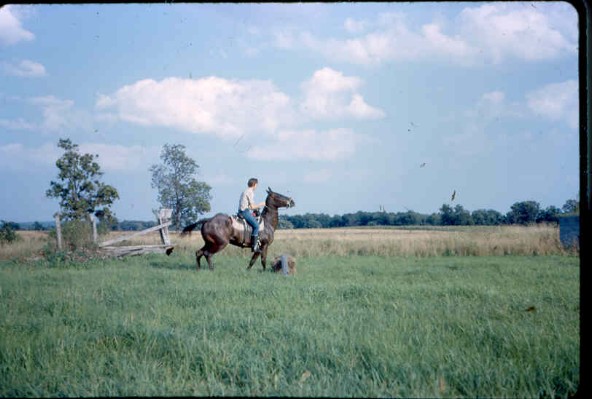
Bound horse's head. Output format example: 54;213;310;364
266;187;295;209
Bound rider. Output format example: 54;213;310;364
238;178;266;253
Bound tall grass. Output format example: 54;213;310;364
173;224;569;258
1;225;569;261
0;253;580;397
0;231;48;261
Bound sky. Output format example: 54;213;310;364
0;2;580;223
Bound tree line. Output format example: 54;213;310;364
277;199;579;229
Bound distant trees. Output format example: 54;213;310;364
116;220;157;231
276;196;577;229
440;204;472;226
471;209;503;225
150;144;212;230
506;201;540;225
46;138;119;223
562;199;579;214
32;222;46;231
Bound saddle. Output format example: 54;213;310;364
232;213;264;247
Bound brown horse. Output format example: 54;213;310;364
180;187;295;271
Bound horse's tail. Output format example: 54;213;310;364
180;218;211;237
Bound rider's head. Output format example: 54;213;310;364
247;178;258;188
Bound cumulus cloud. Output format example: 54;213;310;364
29;95;91;132
78;143;160;172
344;17;366;34
0;142;59;170
0;95;90;133
526;80;578;129
458;3;577;63
96;76;294;140
96;69;383;161
0;5;34;46
273;3;576;66
1;59;46;77
247;128;359;161
300;67;384;119
0;141;159;172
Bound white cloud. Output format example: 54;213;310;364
0;117;36;130
79;143;160;172
96;77;294;140
0;141;159;173
481;90;505;105
458;3;577;63
475;90;522;119
246;128;359;161
300;67;384;119
29;95;91;132
0;5;34;46
96;69;382;162
0;142;59;170
526;80;578;129
344;17;366;34
0;95;90;133
1;59;46;77
273;3;576;66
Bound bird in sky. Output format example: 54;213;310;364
451;190;456;202
420;162;426;168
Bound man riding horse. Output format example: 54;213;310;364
238;178;265;253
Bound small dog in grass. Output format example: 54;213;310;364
271;254;296;276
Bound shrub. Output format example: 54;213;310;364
0;221;21;245
48;219;96;252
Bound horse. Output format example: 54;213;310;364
180;187;295;271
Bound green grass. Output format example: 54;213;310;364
0;253;580;397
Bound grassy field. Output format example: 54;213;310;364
0;226;580;397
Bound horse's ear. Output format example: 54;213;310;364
267;187;272;194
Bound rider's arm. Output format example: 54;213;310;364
250;201;265;210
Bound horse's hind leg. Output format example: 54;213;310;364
195;247;206;271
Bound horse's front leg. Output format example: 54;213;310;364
247;251;261;270
260;245;269;271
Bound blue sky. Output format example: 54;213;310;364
0;2;580;222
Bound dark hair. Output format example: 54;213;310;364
247;178;258;187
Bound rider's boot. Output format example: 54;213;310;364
251;235;260;253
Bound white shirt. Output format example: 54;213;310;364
238;187;255;212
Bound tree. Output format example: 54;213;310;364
506;201;540;225
46;138;119;221
439;204;473;225
150;144;212;230
471;209;503;225
32;222;46;231
562;198;579;214
0;221;21;244
537;206;562;224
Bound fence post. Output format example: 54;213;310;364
54;212;63;250
88;213;98;244
158;209;172;245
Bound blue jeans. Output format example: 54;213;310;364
239;209;259;237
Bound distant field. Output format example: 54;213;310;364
1;224;572;262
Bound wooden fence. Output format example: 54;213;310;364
54;209;175;257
